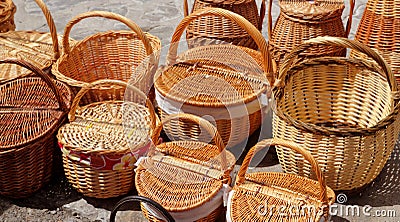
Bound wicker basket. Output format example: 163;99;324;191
184;0;265;49
57;79;159;198
0;58;72;198
135;113;236;222
0;0;16;33
268;0;354;67
272;36;400;191
52;11;161;106
227;138;335;222
155;8;274;148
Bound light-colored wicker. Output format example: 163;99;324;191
0;58;72;198
227;138;335;222
268;0;354;67
57;79;159;198
52;11;161;105
184;0;265;49
0;0;16;33
155;8;274;148
272;36;400;191
135;113;236;222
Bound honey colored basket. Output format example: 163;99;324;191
155;8;274;148
52;11;161;105
0;58;72;198
268;0;354;67
0;0;16;33
227;138;336;222
184;0;265;49
135;113;236;222
57;79;159;198
272;36;400;191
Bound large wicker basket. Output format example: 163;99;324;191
52;11;161;105
57;79;159;198
268;0;354;67
227;138;335;222
0;0;16;33
272;36;400;192
184;0;265;49
155;8;274;148
135;114;236;222
0;58;72;198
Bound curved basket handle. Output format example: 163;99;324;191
168;7;275;84
62;11;154;58
0;58;66;111
110;195;175;222
235;138;328;205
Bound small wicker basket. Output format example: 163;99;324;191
0;0;16;33
0;58;72;198
227;138;336;222
57;79;159;198
272;36;400;192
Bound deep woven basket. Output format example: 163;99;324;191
0;59;72;198
272;36;400;191
57;79;159;198
135;114;236;222
184;0;265;49
227;138;336;222
52;11;161;105
0;0;16;33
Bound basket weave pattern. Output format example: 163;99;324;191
0;0;16;33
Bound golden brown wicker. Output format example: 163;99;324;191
227;138;336;222
268;0;354;67
184;0;265;49
0;0;16;33
135;113;236;222
155;8;274;148
52;11;161;106
272;36;400;191
57;79;159;198
0;58;72;198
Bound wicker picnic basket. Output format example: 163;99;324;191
135;113;236;222
268;0;354;67
272;36;400;191
0;0;16;33
0;58;72;198
155;8;274;148
184;0;265;49
57;79;159;198
227;138;335;222
52;11;161;105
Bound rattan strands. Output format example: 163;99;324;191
0;59;71;198
272;36;400;191
228;138;335;222
0;0;16;33
57;79;159;198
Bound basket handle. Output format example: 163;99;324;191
110;195;175;222
167;7;275;84
62;11;154;57
235;138;329;205
345;0;355;37
0;58;66;111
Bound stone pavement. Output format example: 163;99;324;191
0;0;399;221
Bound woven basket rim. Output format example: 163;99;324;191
279;0;345;20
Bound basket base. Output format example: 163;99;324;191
335;180;374;198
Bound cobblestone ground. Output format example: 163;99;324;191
1;0;399;221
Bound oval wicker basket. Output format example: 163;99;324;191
52;11;161;105
155;8;274;148
135;113;236;222
272;36;400;192
57;79;159;198
184;0;265;49
227;138;335;222
0;58;72;198
0;0;16;33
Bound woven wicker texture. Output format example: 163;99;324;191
184;0;265;49
52;11;161;106
228;138;335;222
0;0;16;33
272;36;400;191
268;0;354;67
57;79;159;198
0;58;71;198
136;113;235;221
